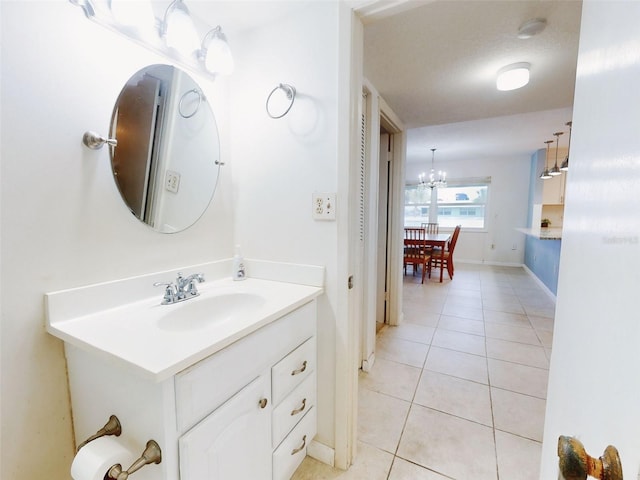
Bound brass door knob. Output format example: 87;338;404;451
557;435;622;480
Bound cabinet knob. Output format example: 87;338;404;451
557;435;622;480
258;398;268;409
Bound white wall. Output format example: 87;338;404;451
228;2;341;450
405;154;531;265
0;3;232;478
1;1;347;478
540;1;640;478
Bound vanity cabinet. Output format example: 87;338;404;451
65;299;318;480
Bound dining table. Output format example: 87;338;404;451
424;232;451;283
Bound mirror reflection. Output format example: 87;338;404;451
110;64;220;233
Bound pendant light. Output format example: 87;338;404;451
540;140;553;179
560;121;572;172
549;131;563;176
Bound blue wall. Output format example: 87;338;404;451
524;236;561;295
524;150;561;296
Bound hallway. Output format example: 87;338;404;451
294;264;554;479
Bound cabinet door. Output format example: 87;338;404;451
542;174;564;204
179;375;271;480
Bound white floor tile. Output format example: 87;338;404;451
298;265;553;480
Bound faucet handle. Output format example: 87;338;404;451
153;282;176;304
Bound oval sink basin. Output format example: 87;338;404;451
156;292;267;332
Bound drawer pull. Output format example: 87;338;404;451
290;398;307;416
259;398;268;409
291;435;307;456
291;360;308;376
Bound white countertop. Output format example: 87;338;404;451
517;227;563;240
46;262;323;382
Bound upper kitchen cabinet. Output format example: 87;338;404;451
542;172;567;205
541;147;569;205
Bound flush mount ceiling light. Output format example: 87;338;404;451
161;0;200;55
199;26;235;75
517;18;547;39
496;62;530;91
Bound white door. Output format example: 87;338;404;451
179;375;271;480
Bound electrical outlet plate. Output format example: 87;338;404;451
165;170;180;193
312;192;336;220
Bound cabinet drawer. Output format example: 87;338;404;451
271;336;316;406
272;372;316;448
175;301;316;432
272;406;317;480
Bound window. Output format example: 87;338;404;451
405;182;489;229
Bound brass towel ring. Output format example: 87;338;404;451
266;83;296;119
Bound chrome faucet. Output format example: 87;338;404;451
154;272;205;305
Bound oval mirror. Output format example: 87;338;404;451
109;64;221;233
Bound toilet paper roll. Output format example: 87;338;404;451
71;436;135;480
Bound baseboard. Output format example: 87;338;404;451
522;264;557;303
458;259;525;267
307;439;335;467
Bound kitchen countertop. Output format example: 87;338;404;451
517;227;563;240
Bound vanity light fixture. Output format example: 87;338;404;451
109;0;155;35
496;62;530;91
560;121;572;171
70;0;233;79
199;26;235;75
540;140;553;180
549;131;564;176
161;0;201;55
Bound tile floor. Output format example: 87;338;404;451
293;264;555;480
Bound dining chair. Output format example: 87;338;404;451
430;224;461;280
421;222;439;234
404;227;431;283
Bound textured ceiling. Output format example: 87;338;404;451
362;0;582;165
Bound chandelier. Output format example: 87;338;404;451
419;148;447;189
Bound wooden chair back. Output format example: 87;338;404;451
421;222;439;234
448;225;462;254
404;227;430;283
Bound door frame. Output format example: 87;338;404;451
360;82;406;373
334;2;407;470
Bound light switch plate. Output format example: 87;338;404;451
312;192;336;220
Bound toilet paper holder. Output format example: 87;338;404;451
107;440;162;480
76;415;122;453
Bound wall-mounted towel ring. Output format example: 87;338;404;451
179;89;203;119
266;83;296;119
